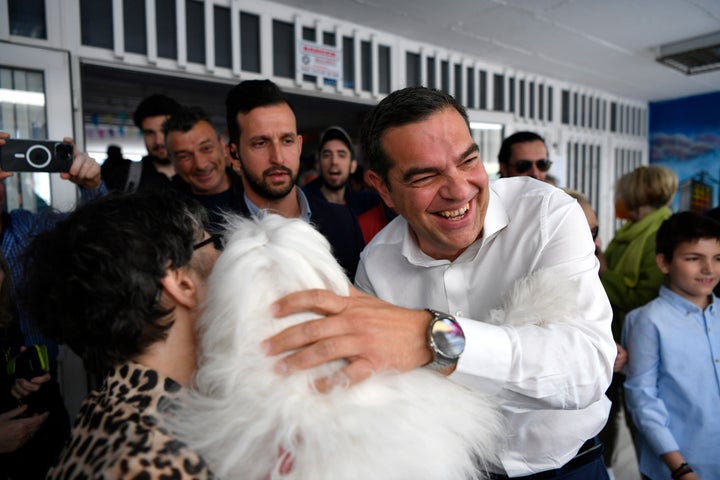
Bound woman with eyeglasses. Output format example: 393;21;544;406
596;165;678;476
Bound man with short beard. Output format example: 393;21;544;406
224;80;365;280
102;94;180;192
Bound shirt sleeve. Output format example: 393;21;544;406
456;191;615;410
622;309;679;456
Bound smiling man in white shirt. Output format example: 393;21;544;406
264;86;614;479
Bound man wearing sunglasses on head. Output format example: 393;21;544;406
498;131;553;182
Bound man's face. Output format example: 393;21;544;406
500;140;550;181
167;120;231;195
657;238;720;309
319;139;356;191
368;107;489;261
141;115;172;163
230;103;302;201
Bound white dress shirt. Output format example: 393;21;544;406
355;177;614;477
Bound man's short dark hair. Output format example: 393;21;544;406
225;79;290;148
497;131;546;165
360;86;469;185
163;106;213;138
20;190;208;375
656;211;720;261
133;94;181;128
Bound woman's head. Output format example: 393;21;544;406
615;165;677;214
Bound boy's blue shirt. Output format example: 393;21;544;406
622;285;720;479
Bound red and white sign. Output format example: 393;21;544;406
297;40;342;80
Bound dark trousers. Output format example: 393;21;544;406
489;437;609;480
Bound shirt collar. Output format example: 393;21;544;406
658;284;717;314
243;187;312;222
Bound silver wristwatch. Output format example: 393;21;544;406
425;309;465;370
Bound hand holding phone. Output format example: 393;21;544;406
0;139;74;172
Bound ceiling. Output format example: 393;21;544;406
271;0;720;102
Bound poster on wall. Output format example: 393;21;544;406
649;91;720;212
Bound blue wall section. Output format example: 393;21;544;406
650;91;720;210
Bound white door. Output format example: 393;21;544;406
0;42;77;212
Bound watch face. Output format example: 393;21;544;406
433;317;465;358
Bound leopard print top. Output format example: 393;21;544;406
47;361;213;479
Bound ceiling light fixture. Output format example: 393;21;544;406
656;31;720;75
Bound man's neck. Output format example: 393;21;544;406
149;156;176;179
320;184;346;205
247;186;301;218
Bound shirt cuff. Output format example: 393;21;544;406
453;317;511;395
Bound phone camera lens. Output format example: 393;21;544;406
26;145;52;169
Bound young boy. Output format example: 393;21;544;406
622;211;720;480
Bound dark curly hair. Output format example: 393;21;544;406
225;79;291;150
360;86;468;186
133;94;181;128
19;190;208;375
497;131;546;166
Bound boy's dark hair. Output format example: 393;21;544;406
162;106;214;138
133;94;181;128
225;79;290;148
656;211;720;260
19;190;207;375
360;86;469;186
497;131;546;166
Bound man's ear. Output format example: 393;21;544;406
656;253;670;274
366;170;395;210
160;267;199;310
350;159;358;175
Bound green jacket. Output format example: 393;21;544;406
600;206;671;340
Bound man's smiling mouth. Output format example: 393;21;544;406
437;204;469;220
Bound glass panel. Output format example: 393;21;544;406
479;71;487;110
9;0;47;39
241;12;260;72
81;0;113;49
561;89;569;124
538;85;544;121
493;74;504;112
580;94;586;127
440;60;449;93
156;0;177;59
519;79;525;116
548;86;554;122
273;20;294;78
186;0;205;64
466;67;475;108
573;92;578;125
378;45;391;94
0;67;51;212
124;0;147;54
426;57;436;89
342;36;354;89
508;77;515;113
588;96;594;128
323;32;336;46
529;81;535;119
303;27;317;83
214;6;231;68
469;122;503;178
454;63;463;104
610;102;617;132
361;40;372;92
406;52;421;87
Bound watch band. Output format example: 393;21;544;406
425;309;465;371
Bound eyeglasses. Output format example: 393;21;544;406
590;226;599;240
511;159;553;174
193;234;224;251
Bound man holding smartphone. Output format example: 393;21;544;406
0;131;106;479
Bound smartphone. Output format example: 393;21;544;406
0;139;73;172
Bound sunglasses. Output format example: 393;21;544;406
193;233;225;251
511;159;553;174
